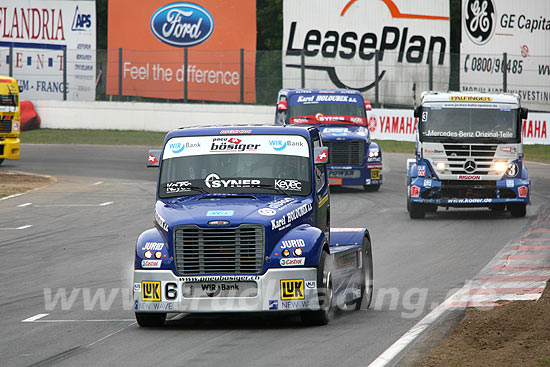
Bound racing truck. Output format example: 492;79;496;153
407;92;530;219
0;76;21;165
134;125;374;327
275;89;382;191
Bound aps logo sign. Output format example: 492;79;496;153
72;6;92;31
150;2;215;47
464;0;496;45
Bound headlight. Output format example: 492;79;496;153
435;162;446;171
368;150;379;158
493;161;508;173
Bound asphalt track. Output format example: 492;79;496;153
1;143;549;367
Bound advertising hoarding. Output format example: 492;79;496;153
106;0;256;103
0;0;96;101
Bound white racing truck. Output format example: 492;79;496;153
407;92;530;218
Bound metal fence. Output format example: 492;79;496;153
1;46;548;110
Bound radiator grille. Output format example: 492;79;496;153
325;140;365;166
0;120;11;133
174;224;265;275
443;144;497;175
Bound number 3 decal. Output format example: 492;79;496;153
422;112;428;122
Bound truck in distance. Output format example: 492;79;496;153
407;92;530;218
135;125;374;327
0;77;21;165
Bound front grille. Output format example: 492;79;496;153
0;120;11;133
325;140;365;166
0;94;16;106
174;224;265;275
443;144;497;175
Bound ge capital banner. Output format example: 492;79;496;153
461;0;550;112
106;1;256;103
283;0;450;106
0;0;96;101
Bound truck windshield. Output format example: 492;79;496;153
288;94;366;126
159;135;312;197
420;105;519;143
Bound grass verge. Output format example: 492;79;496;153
20;129;550;163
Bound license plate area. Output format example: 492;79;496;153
182;281;258;298
328;169;360;178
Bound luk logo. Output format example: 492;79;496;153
141;281;161;302
464;0;496;45
150;3;214;47
72;6;92;31
269;140;287;151
169;142;185;154
280;279;305;300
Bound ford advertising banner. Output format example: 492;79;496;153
106;0;256;103
461;0;550;112
0;0;96;101
282;0;450;106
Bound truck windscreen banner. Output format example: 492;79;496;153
282;0;450;106
106;0;256;103
0;0;96;101
460;0;550;112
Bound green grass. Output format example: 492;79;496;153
20;129;550;163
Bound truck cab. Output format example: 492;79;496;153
134;125;373;327
275;89;382;191
407;91;530;218
0;77;21;165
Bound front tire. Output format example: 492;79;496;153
301;250;333;326
135;312;166;327
409;202;425;219
354;238;373;310
510;203;527;217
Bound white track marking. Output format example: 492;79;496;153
30;202;114;207
0;225;32;230
17;202;32;207
92;181;104;185
99;201;114;206
86;322;136;347
23;319;134;323
22;314;49;322
0;193;24;201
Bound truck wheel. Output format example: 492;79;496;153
301;250;333;326
510;203;527;217
135;312;166;327
363;184;380;192
425;205;438;213
409;202;425;219
354;238;373;310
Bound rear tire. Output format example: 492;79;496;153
409;202;425;219
354;238;373;310
135;312;166;327
510;203;527;217
301;250;333;326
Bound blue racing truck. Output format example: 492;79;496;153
135;125;374;326
407;92;530;219
275;89;382;191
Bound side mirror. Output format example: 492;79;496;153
277;100;287;112
364;100;372;111
520;107;528;120
147;149;161;167
413;106;422;118
314;146;329;165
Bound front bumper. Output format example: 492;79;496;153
133;268;320;313
0;137;20;160
409;177;531;207
328;163;383;186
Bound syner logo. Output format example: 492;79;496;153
150;2;214;47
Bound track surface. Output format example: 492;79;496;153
1;143;549;367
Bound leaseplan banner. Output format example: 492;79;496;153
283;0;450;106
368;109;550;145
461;0;550;112
0;0;96;101
106;0;256;103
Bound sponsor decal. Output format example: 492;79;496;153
280;300;318;310
323;127;349;133
150;3;214;47
204;173;261;188
315;113;345;122
71;6;92;31
280;279;305;300
318;194;329;208
336;252;359;269
268;139;304;151
417;166;426;177
463;0;496;46
410;185;420;198
292;118;309;123
267;197;296;210
368;116;377;132
206;210;234;217
220;129;252;134
447;198;493;204
518;185;528;198
506;179;515;188
168;141;185;154
134;283;141;292
449;95;493;102
280;257;306;267
142;281;161;301
328;177;343;185
331;228;363;232
458;175;482;180
258;208;277;216
137;302;174;311
366;164;383;169
148;153;159;165
424;179;432;188
500;146;514;153
179;275;260;282
166;180;192;193
281;239;306;248
315;149;329;163
142;259;162;268
142;242;164;251
305;281;316;289
210;137;260;152
365;179;371;185
371;169;381;180
155;210;169;231
271;202;313;231
269;300;279;310
275;179;302;191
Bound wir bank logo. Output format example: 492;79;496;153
285;0;449;91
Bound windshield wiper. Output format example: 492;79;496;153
257;184;292;197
